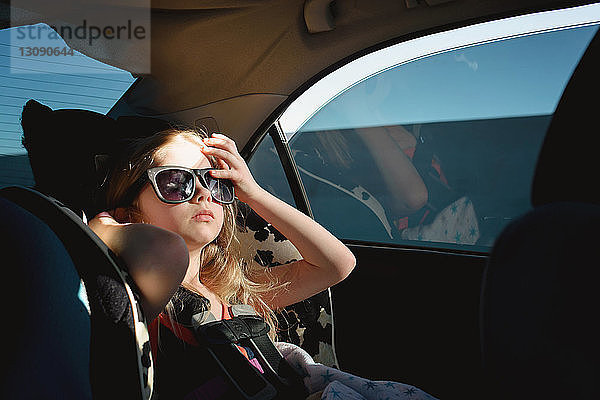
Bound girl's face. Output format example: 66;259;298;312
136;135;225;251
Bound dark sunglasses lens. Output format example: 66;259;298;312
155;169;195;202
205;174;234;203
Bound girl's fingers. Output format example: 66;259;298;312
216;157;230;170
209;168;233;179
202;133;258;195
203;135;239;155
209;133;235;145
201;145;240;168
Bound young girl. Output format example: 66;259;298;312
90;126;438;400
89;126;356;398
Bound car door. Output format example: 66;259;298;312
245;5;600;399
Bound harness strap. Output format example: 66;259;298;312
251;333;307;398
193;311;307;400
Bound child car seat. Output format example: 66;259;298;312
0;193;92;399
0;186;153;399
236;201;338;368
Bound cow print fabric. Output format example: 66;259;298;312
236;202;337;367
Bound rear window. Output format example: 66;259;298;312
0;24;135;188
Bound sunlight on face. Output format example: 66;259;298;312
137;135;225;251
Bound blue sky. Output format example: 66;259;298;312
300;24;599;132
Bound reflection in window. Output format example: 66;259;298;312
290;123;481;246
288;24;599;250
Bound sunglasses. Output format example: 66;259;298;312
146;166;235;204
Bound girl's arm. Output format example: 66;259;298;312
356;125;428;215
202;134;356;310
242;186;356;309
88;212;189;320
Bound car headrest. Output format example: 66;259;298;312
20;100;172;217
531;29;600;207
21;99;118;217
481;201;600;399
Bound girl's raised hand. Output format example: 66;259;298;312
200;134;356;310
200;133;263;203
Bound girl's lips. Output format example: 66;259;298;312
192;210;214;221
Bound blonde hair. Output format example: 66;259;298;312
105;127;279;338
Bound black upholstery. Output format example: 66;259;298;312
19;99;172;218
20;100;118;217
0;187;151;399
531;27;600;207
0;196;92;399
481;202;600;399
480;28;600;399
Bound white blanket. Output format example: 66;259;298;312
275;342;438;400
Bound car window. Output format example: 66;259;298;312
247;133;296;208
0;24;136;189
276;6;600;251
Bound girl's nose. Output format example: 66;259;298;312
190;177;213;203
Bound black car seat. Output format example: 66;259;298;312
0;187;153;399
0;100;154;399
0;192;93;399
480;27;600;399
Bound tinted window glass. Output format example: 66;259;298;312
0;24;135;189
286;23;599;250
247;133;296;208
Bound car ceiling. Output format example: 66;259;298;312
1;0;592;148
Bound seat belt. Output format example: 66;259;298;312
192;307;307;400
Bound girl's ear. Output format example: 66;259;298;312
113;207;131;223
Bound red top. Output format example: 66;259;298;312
149;302;258;367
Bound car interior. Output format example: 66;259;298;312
1;1;599;399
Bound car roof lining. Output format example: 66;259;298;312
2;0;591;147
